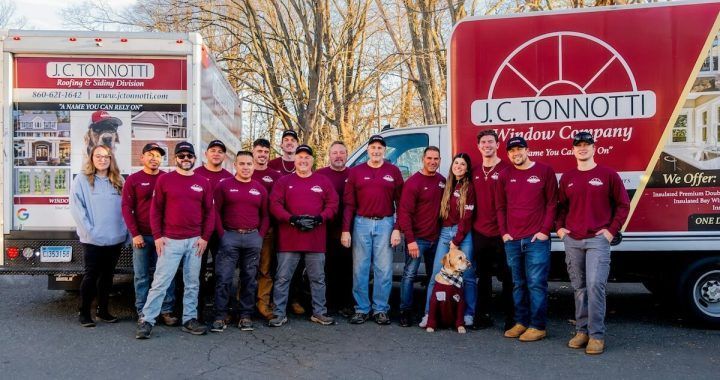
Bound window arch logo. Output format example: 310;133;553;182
471;32;656;126
16;208;29;221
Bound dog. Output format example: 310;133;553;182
426;248;471;334
84;110;121;158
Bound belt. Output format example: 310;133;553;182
360;216;386;220
235;228;258;234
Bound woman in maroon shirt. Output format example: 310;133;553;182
420;153;477;328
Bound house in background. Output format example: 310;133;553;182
14;113;71;166
132;111;187;140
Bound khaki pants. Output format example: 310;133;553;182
256;229;275;312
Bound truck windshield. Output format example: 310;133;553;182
350;133;429;179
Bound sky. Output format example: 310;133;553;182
12;0;137;30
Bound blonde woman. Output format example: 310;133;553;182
420;152;477;328
71;145;128;327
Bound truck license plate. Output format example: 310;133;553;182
40;246;72;263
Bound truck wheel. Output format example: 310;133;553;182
681;259;720;326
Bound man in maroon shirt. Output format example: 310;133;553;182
210;151;269;333
316;141;353;316
194;139;233;322
341;135;404;325
136;141;215;339
557;132;629;355
397;146;445;327
267;130;298;175
496;136;557;342
123;143;177;326
268;145;339;327
251;138;282;320
471;129;514;331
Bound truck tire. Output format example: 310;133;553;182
680;258;720;326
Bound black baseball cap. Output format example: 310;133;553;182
174;141;195;155
282;130;299;141
573;132;595;146
207;139;226;152
506;136;528;151
142;143;165;156
295;144;314;156
368;134;386;147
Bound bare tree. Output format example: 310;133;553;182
0;0;27;29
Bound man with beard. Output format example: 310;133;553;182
268;130;299;175
136;141;215;339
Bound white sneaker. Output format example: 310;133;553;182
418;314;428;328
464;315;474;326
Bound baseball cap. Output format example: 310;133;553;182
295;144;314;156
142;143;166;156
282;130;299;141
506;136;528;151
573;132;595;146
89;110;122;132
207;139;226;152
174;141;195;155
368;134;386;147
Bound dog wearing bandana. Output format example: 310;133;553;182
426;248;472;333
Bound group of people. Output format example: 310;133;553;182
69;127;629;355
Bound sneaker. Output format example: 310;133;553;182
160;313;179;326
518;327;547;342
310;314;336;326
568;332;590;349
290;302;306;315
585;338;605;355
399;310;412;327
238;317;254;331
135;321;152;339
268;315;288;327
463;315;474;327
504;323;528;338
181;318;208;335
473;314;494;330
210;320;227;332
79;314;96;328
95;310;118;323
339;306;355;318
349;312;369;324
418;314;429;328
374;312;391;325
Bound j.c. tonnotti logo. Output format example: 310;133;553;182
471;32;656;126
17;208;29;220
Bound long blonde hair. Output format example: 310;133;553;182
84;145;124;193
440;153;472;220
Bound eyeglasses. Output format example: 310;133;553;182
176;153;195;159
93;154;111;161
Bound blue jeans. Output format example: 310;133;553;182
400;238;437;311
424;225;475;316
504;237;551;330
141;237;201;325
133;235;175;316
352;216;394;314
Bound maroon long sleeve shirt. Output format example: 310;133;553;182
316;166;350;238
471;160;509;237
194;165;233;190
121;170;165;237
556;165;630;240
214;178;270;238
267;157;295;176
397;171;446;244
442;181;476;246
251;167;282;193
150;171;215;241
342;162;404;232
495;162;558;239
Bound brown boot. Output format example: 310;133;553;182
290;301;306;315
503;323;527;338
160;313;179;326
586;338;605;355
519;328;547;342
257;303;274;320
568;332;589;349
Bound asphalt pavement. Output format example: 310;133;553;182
0;275;718;379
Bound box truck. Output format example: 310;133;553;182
348;1;720;325
0;30;243;289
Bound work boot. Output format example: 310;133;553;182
503;323;528;338
160;313;179;326
519;328;547;342
399;310;412;327
135;321;152;339
586;338;605;355
568;332;590;349
310;314;336;326
181;318;208;335
290;302;306;315
257;303;274;320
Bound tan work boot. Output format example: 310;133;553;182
503;323;527;338
519;328;547;342
586;338;605;355
568;332;589;349
290;301;306;315
256;304;274;321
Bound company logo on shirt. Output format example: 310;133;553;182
288;185;294;189
140;182;150;186
589;178;604;186
363;177;371;180
527;176;541;184
510;178;517;183
383;175;394;182
262;176;274;183
568;183;574;188
249;188;261;196
439;182;446;189
229;188;239;192
453;190;460;198
491;172;499;180
464;205;475;211
311;185;323;193
191;184;204;192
